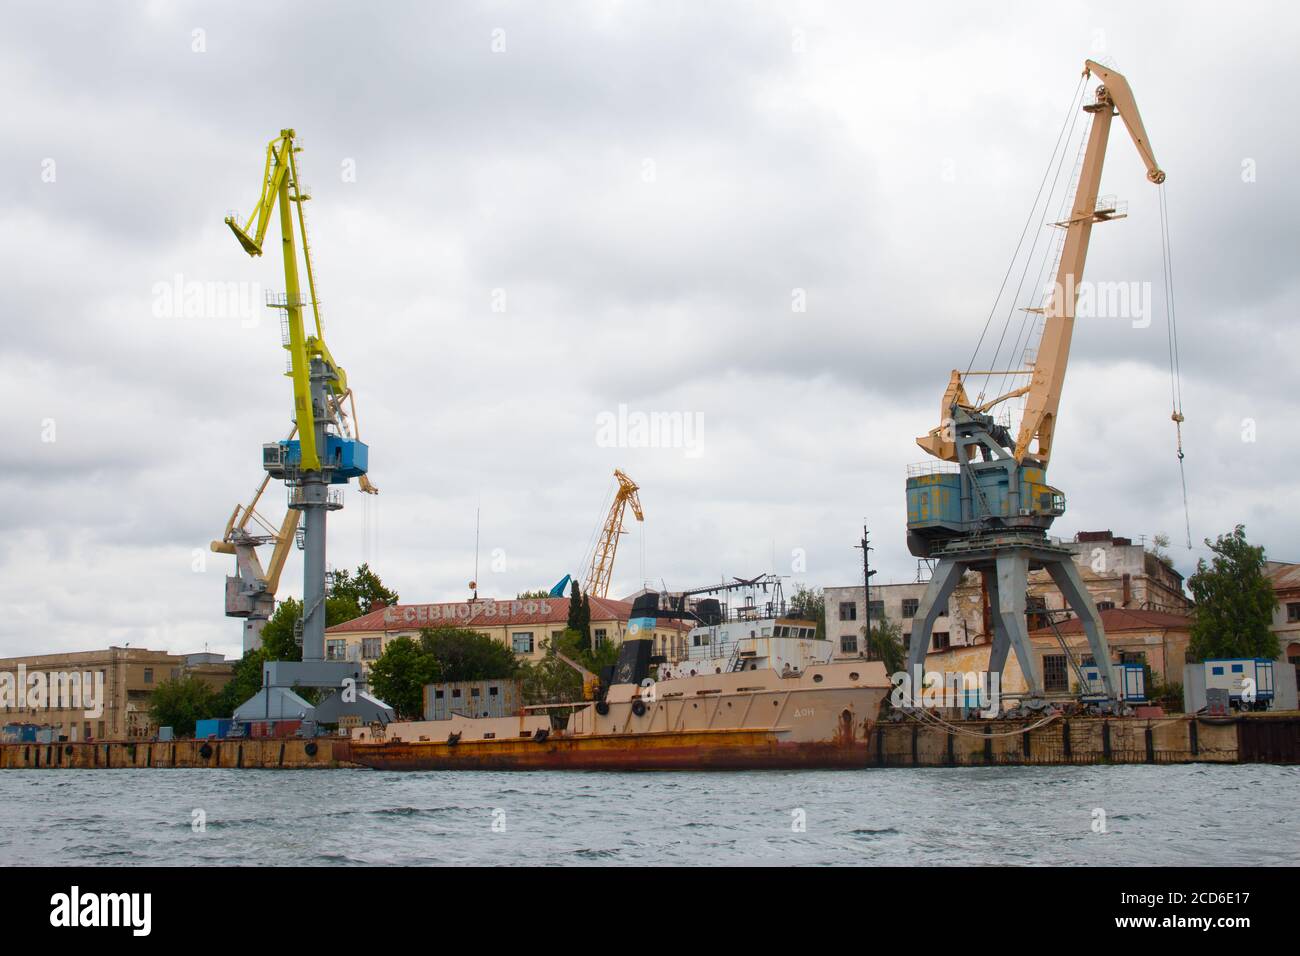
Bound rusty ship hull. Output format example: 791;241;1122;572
341;658;890;771
338;729;875;771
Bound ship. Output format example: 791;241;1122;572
338;589;892;771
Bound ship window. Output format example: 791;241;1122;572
489;686;498;696
1231;664;1244;674
471;688;480;697
483;733;495;740
849;672;860;681
435;690;444;699
452;689;461;698
812;674;823;683
1211;666;1224;676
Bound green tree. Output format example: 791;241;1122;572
1187;525;1279;661
214;648;267;717
862;615;906;676
1150;532;1175;570
579;593;592;649
517;589;551;599
419;626;520;682
519;632;585;705
518;628;619;706
366;637;440;720
260;597;303;662
149;676;221;737
567;580;583;635
789;584;826;640
330;563;399;615
258;589;374;663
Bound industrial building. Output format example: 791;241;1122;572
0;647;232;741
826;530;1190;661
1265;561;1300;687
326;595;692;672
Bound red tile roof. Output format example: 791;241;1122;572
328;595;639;633
1265;561;1300;592
1030;607;1192;636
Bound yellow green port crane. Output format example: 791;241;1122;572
222;128;391;724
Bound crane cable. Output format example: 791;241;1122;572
1158;184;1191;549
965;73;1088;394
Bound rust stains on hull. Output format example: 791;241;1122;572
338;728;874;771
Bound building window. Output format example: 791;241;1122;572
1288;602;1300;623
326;640;346;661
840;634;858;654
868;600;885;617
512;632;534;654
1043;654;1069;693
143;668;153;684
839;602;857;621
594;628;608;647
362;638;382;659
901;598;919;619
1096;601;1116;612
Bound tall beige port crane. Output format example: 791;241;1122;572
903;60;1169;706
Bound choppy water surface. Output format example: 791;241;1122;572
0;764;1295;866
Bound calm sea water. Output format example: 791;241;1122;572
0;764;1295;866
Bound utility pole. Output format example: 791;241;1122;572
855;526;876;660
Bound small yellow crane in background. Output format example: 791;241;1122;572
583;469;644;599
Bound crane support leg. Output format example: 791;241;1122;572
300;357;331;662
905;559;965;675
1045;556;1117;698
985;569;1011;677
994;554;1042;697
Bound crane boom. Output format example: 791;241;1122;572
225;129;348;474
1012;61;1166;465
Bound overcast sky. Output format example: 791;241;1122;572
3;1;1297;659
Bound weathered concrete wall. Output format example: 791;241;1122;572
0;737;349;769
872;715;1243;766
